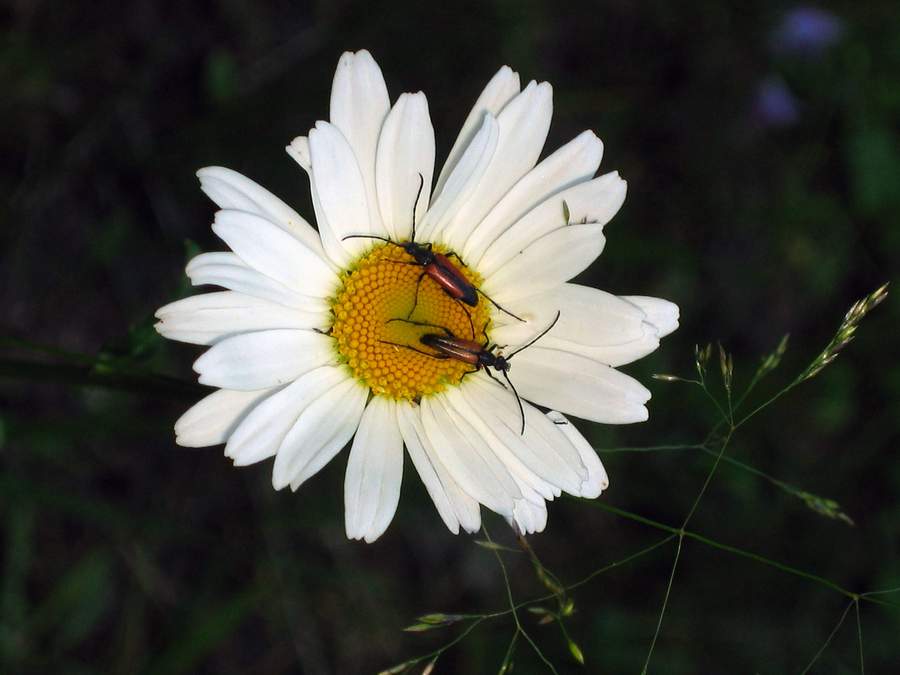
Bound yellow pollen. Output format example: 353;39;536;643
329;243;491;400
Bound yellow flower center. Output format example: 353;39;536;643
329;243;491;400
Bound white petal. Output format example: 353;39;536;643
308;121;377;266
512;348;651;424
286;136;311;173
273;376;367;490
467;376;589;491
397;402;480;534
420;396;518;517
439;81;553;251
175;388;275;448
508;498;548;535
224;366;347;466
212;210;338;298
444;387;553;503
417;113;499;242
287;402;364;490
185;252;320;310
462;130;604;263
483;223;607;305
155;291;327;345
344;398;403;542
196;167;325;256
491;284;662;367
375;92;435;240
479;171;626;279
546;411;609;499
621;296;680;338
433;65;520;199
446;382;584;497
193;329;336;391
330;50;390;233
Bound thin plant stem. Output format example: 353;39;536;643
641;536;682;675
855;600;865;675
483;525;559;675
799;600;854;675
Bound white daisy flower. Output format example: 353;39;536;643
156;50;678;542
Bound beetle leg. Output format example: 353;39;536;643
482;367;508;389
452;298;476;340
407;271;428;319
386;317;455;337
445;250;465;265
459;365;484;383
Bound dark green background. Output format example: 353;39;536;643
2;1;898;673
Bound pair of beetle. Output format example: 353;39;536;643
342;177;560;434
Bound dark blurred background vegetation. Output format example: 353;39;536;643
2;1;898;673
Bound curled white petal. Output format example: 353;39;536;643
462;129;604;263
185;252;322;311
329;49;390;234
483;223;607;305
621;296;680;338
440;80;553;251
418;113;499;242
224;366;348;467
433;65;521;199
285;136;311;173
420;396;519;517
491;284;666;367
273;376;367;490
375;92;435;240
479;171;626;279
512;348;651;424
212;209;338;298
196;166;324;256
546;411;609;499
308;121;379;266
397;402;481;534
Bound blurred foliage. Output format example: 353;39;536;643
2;0;899;673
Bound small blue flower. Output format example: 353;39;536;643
772;6;845;57
754;77;799;128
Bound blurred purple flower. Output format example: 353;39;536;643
772;7;845;56
754;77;799;128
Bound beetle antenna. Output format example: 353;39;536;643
502;369;526;435
409;173;425;242
341;234;396;245
506;311;561;359
476;288;525;322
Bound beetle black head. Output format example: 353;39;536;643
401;240;433;264
493;355;510;372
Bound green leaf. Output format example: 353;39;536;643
568;638;585;665
415;612;466;626
403;622;446;633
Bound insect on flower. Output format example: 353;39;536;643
382;312;562;435
156;49;677;539
342;175;523;324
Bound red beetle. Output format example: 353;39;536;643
342;175;521;322
383;312;561;434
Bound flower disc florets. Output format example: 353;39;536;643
329;243;491;400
